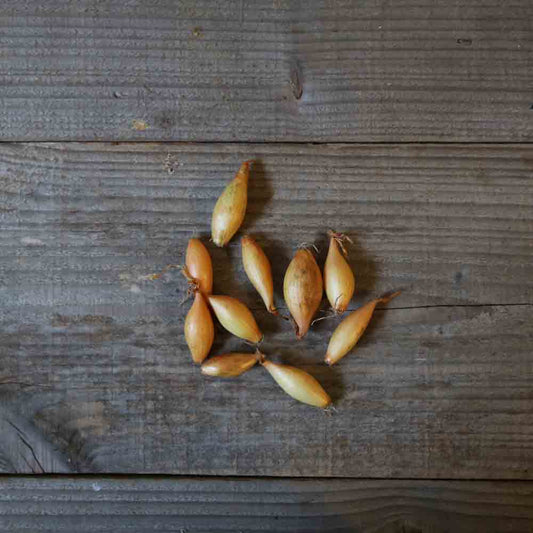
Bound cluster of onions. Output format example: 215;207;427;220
180;161;399;409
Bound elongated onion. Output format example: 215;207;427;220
184;291;214;364
241;235;277;314
261;358;331;408
201;352;258;377
184;238;213;294
208;294;263;343
324;231;354;313
211;161;252;247
325;291;401;365
283;249;323;339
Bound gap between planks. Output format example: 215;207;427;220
1;473;533;482
2;140;533;145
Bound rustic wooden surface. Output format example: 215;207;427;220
2;142;532;307
1;0;532;142
2;0;533;527
1;477;532;533
1;142;532;477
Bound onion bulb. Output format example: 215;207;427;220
324;231;355;313
211;161;252;247
325;291;401;366
184;238;213;294
201;352;258;377
241;235;277;314
184;291;214;364
283;248;323;339
207;295;263;343
261;358;331;408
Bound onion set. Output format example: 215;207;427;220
284;248;323;339
241;235;277;314
175;168;404;409
324;231;354;313
184;290;214;364
208;294;263;343
325;291;401;366
201;352;258;377
184;238;213;294
211;161;252;247
260;357;331;408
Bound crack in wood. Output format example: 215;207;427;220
0;407;72;475
6;420;46;474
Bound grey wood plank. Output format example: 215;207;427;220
2;142;532;308
0;477;532;532
1;0;532;141
0;142;532;477
2;303;532;477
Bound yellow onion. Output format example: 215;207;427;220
325;291;401;365
211;161;252;247
283;249;323;339
261;358;331;408
241;235;277;314
208;295;263;343
184;238;213;294
324;231;355;313
201;352;258;377
184;291;214;364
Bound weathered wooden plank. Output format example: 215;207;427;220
0;477;532;533
1;0;532;141
1;142;532;477
1;142;532;307
2;303;532;477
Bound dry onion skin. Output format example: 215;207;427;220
283;248;323;339
261;358;331;408
184;291;214;364
211;161;252;247
208;294;263;343
325;291;401;366
241;235;277;315
201;352;258;378
324;231;355;313
184;238;213;294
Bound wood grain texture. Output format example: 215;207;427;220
0;406;71;474
2;142;533;308
1;477;532;533
1;142;532;476
1;0;532;142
